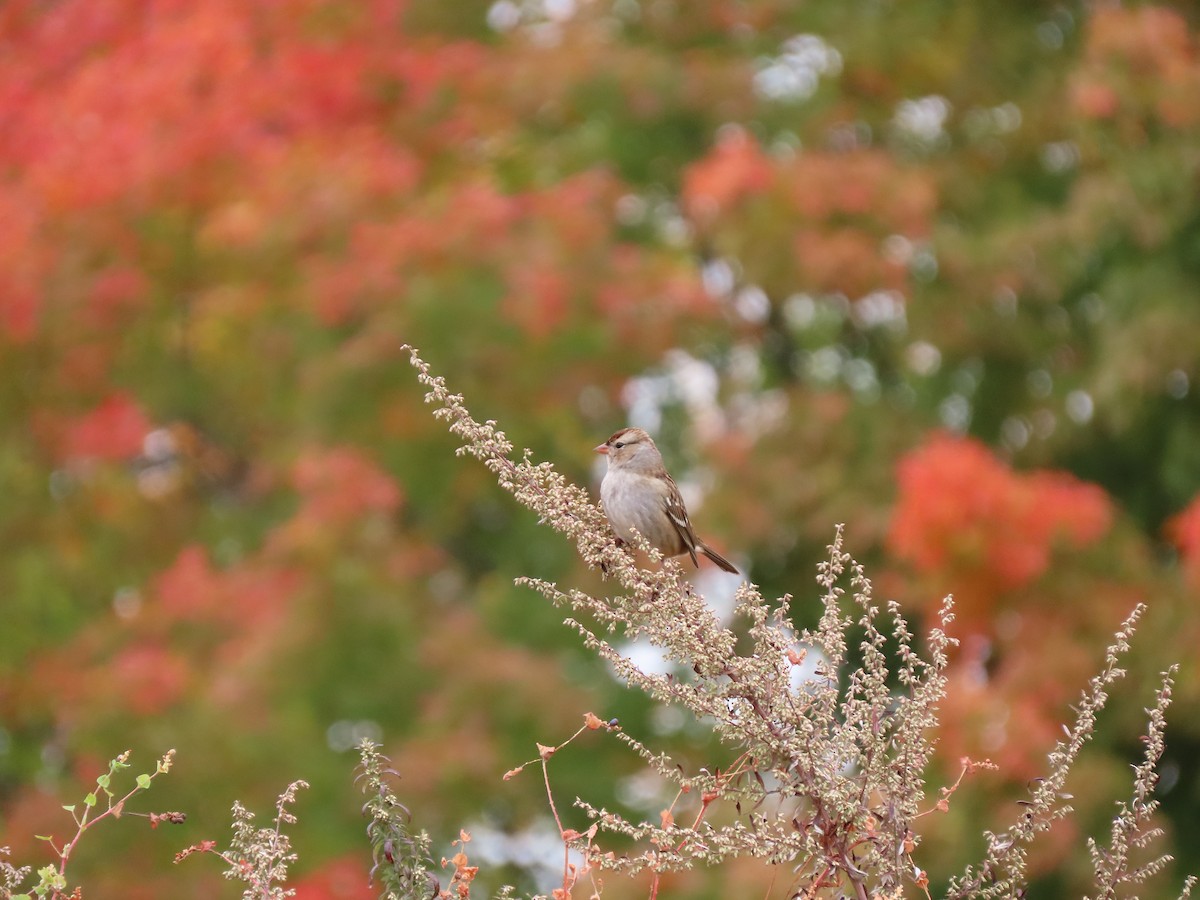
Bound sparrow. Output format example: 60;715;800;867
594;427;738;574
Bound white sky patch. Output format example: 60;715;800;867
622;350;722;436
465;820;581;893
754;34;843;101
853;290;906;330
905;341;942;376
893;95;951;143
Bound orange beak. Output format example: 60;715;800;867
593;443;609;454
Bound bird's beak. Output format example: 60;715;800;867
593;443;609;455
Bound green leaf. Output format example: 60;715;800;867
61;804;75;813
34;834;52;841
96;773;110;789
136;773;152;789
84;792;97;808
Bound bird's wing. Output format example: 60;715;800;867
661;473;700;565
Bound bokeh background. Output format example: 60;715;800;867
2;0;1200;897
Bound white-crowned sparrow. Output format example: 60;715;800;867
595;427;738;574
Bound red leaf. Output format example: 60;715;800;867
887;433;1112;623
59;393;152;462
291;854;376;900
681;127;773;221
1166;494;1200;590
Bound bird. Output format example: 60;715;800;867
594;427;739;574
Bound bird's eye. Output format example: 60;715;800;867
613;442;625;449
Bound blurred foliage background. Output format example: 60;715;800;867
2;0;1200;897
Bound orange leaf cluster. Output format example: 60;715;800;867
291;446;402;523
682;130;936;297
269;446;405;559
1071;5;1200;129
785;151;936;235
1166;493;1200;591
888;433;1112;628
24;544;302;725
681;128;774;221
290;853;375;900
51;393;152;465
0;0;486;345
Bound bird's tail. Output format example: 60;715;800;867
700;544;739;575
